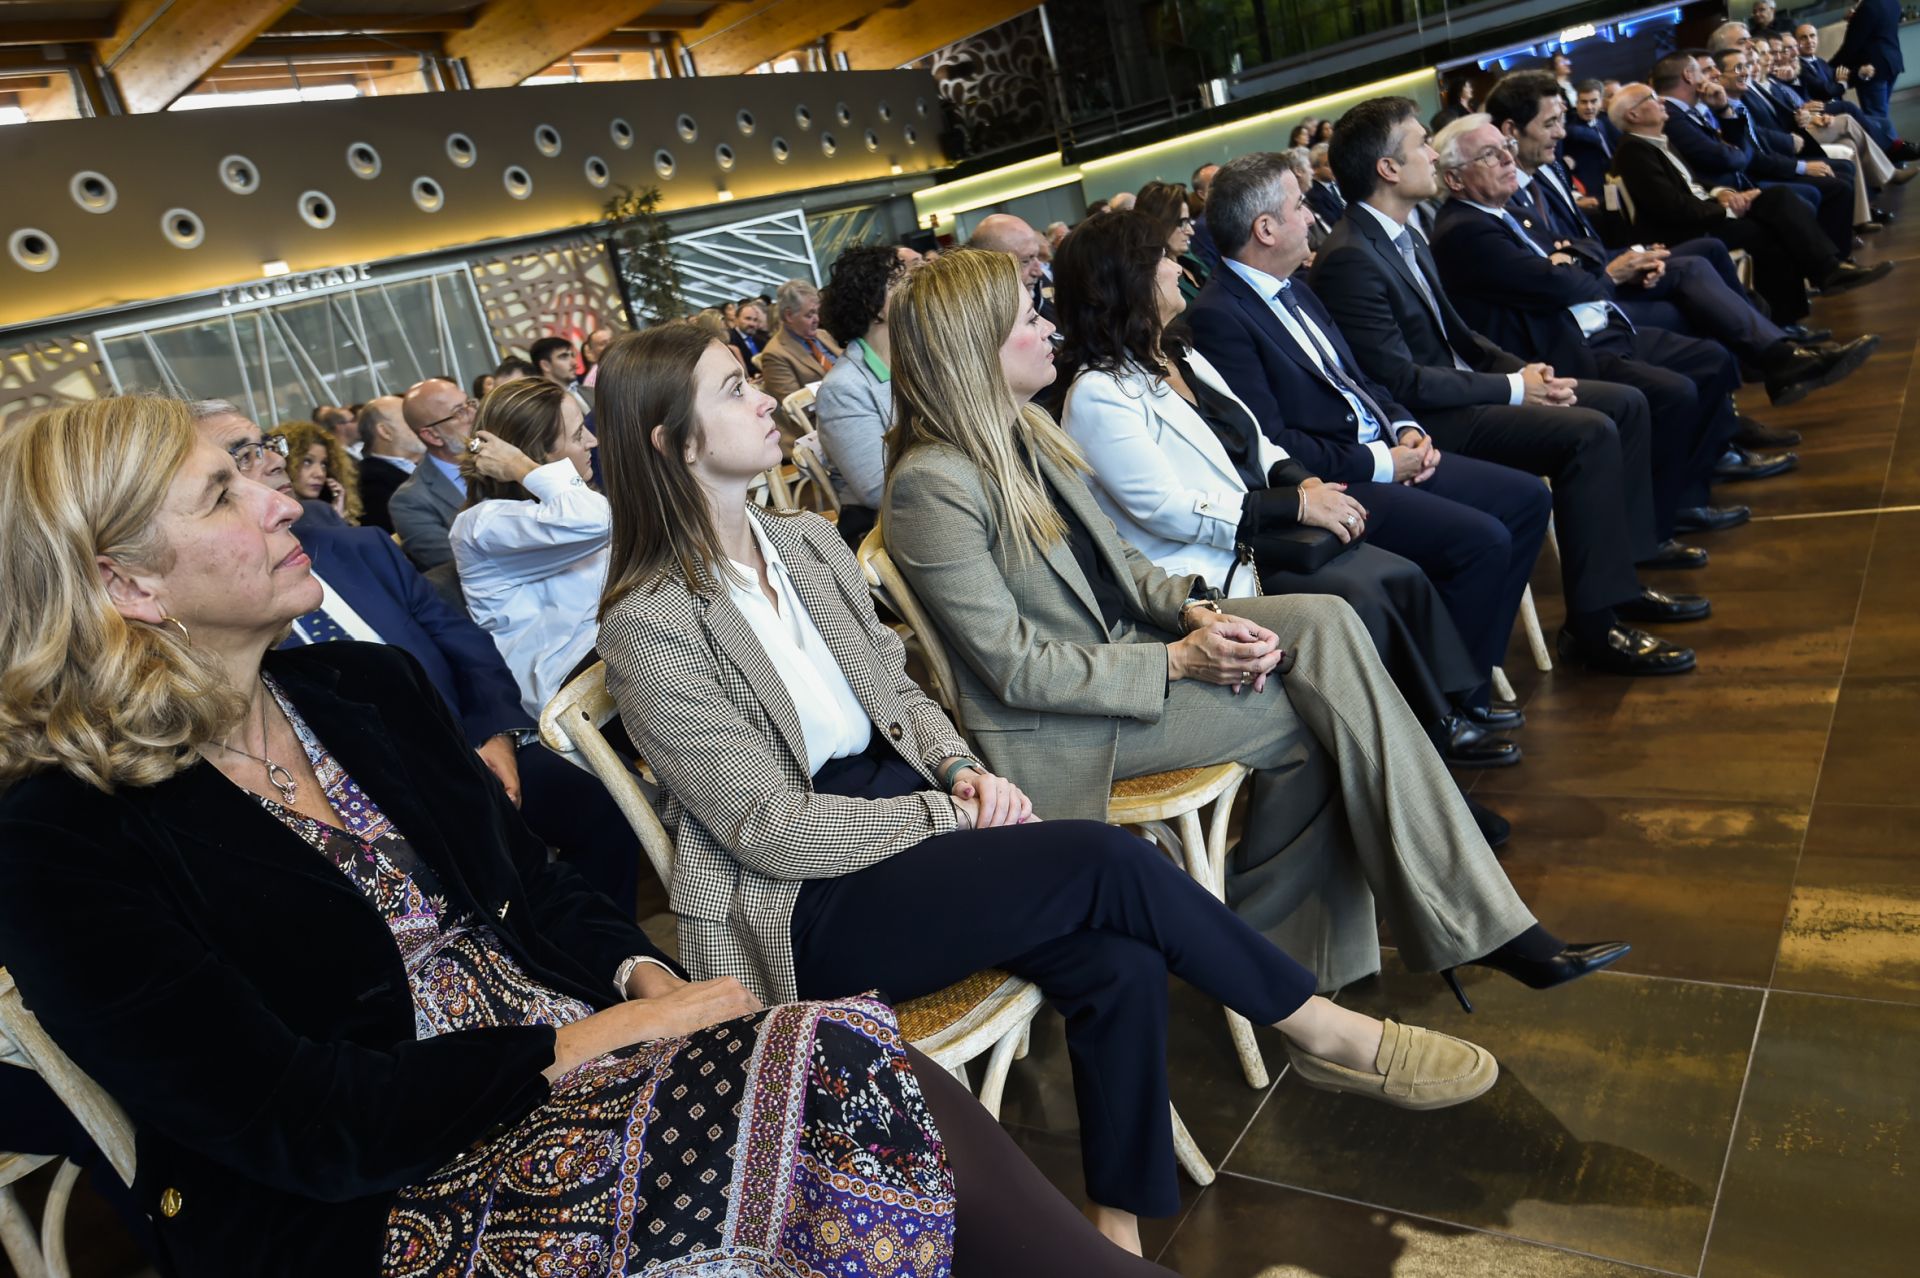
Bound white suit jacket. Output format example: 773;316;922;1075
1061;348;1291;598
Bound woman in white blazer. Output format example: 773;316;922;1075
1055;210;1513;768
451;378;608;721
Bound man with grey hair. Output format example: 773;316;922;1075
759;277;842;448
1706;20;1752;55
193;398;345;532
969;212;1054;323
1187;150;1562;686
353;395;420;533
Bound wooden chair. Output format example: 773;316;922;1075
855;528;1267;1093
788;432;841;516
539;665;1217;1183
0;969;136;1278
779;386;817;434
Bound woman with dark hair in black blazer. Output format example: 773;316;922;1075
0;395;1209;1277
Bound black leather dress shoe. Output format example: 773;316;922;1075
1873;206;1897;224
1442;940;1633;1011
1820;259;1894;294
1615;585;1711;623
1464;701;1525;730
1441;714;1522;768
1714;446;1798;482
1735;416;1803;446
1764;335;1878;407
1556;624;1697;675
1636;539;1710;570
1781;324;1834;343
1674;504;1751;533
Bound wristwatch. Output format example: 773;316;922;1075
1181;586;1224;631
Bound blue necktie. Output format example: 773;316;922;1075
291;607;351;645
1273;284;1396;435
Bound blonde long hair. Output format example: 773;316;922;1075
885;247;1086;557
0;398;249;791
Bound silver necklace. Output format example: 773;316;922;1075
213;685;299;804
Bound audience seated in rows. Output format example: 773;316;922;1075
813;243;921;548
592;316;1563;1257
450;378;606;724
758;278;842;449
1310;99;1706;677
353;394;421;534
1053;209;1502;766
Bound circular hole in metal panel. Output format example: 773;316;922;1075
916;96;930;117
161;207;204;249
503;166;532;198
584;156;609;187
534;124;562;157
863;129;879;152
820;132;837;157
412;177;444;212
795;104;812;130
10;228;58;271
446;133;476;167
654;149;676;179
771;136;790;163
346;142;381;179
737;109;756;135
835;102;852;125
904;125;918;147
298;190;336;228
715;143;736;170
219;154;260;193
676;114;698;142
70;170;116;214
611;117;634;149
878;101;893;121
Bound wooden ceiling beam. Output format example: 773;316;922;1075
98;0;302;113
682;0;894;76
832;0;1034;69
265;12;477;36
444;0;666;87
0;19;117;46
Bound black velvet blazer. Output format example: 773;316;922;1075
0;642;679;1277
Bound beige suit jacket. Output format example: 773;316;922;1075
760;327;844;447
598;507;971;1005
882;441;1200;823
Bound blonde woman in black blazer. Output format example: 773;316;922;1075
593;324;1502;1257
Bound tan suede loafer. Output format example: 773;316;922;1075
1284;1018;1498;1110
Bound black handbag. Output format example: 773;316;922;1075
1220;484;1360;595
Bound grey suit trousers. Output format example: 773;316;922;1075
1111;593;1533;990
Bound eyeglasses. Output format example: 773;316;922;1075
422;399;479;432
1175;216;1194;227
1462;139;1519;168
226;435;289;471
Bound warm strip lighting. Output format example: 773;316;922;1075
260;260;291;277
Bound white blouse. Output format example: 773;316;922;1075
727;517;873;776
449;460;610;721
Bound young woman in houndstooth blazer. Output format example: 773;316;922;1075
594;323;1503;1256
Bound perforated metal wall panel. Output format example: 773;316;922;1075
0;70;944;330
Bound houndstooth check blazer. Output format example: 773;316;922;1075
598;506;972;1005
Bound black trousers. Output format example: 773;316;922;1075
1710;189;1841;323
516;740;642;914
1257;542;1480;721
1347;452;1554;676
789;749;1317;1218
1587;322;1741;526
1422;377;1652;615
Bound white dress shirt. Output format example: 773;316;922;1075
449;460;609;722
1222;257;1422;483
1354;201;1526;405
727;517;872;776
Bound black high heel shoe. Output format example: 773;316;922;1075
1441;941;1632;1013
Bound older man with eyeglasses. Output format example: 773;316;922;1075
191;398;345;532
390;377;479;571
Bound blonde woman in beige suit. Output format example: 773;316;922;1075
592;324;1502;1258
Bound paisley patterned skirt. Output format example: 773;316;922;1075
382;997;955;1277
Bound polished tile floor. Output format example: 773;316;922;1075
980;144;1920;1278
16;128;1920;1278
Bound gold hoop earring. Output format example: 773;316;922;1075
157;616;191;645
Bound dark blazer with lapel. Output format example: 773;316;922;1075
1187;263;1416;483
1837;0;1905;80
1305;180;1347;226
356;454;409;533
387;456;464;570
1308;206;1524;413
0;643;677;1277
281;523;531;746
1562;117;1615;195
1795;55;1844;102
1609;133;1738;244
1661;102;1758;189
1429;200;1609;377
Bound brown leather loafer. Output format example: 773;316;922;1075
1284;1019;1498;1110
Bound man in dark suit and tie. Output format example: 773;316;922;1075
1305;145;1348;225
1836;0;1905;119
1563;80;1618;196
1188;152;1586;684
351;395;421;534
189;404;644;911
1486;69;1878;419
1311;98;1707;672
1429;116;1772;563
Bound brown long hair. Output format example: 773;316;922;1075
461;378;568;507
268;418;362;523
597;327;750;612
886;247;1086;558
